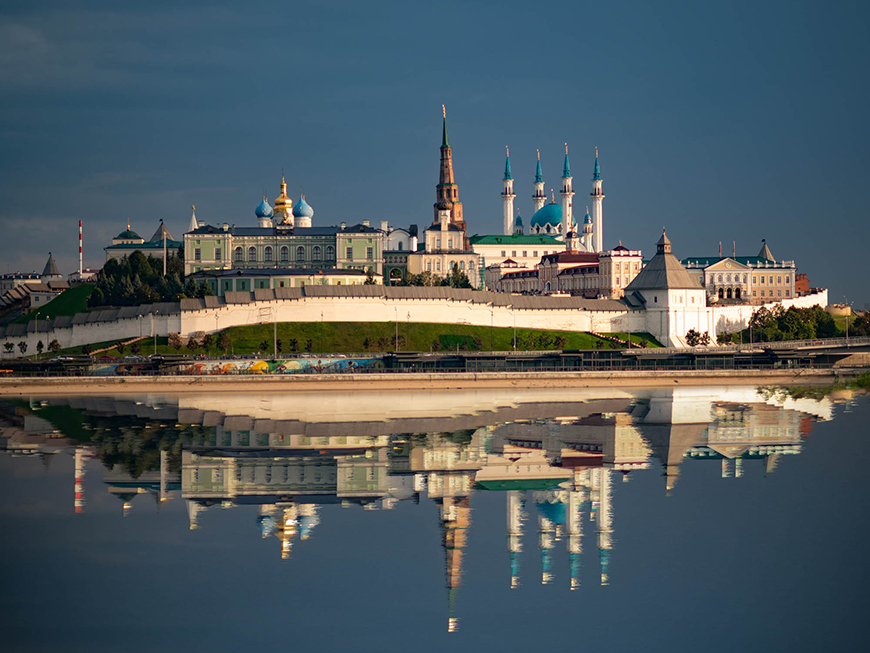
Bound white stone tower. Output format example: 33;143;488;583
591;147;605;253
502;147;515;236
560;143;574;235
583;206;594;252
532;149;546;213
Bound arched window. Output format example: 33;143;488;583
718;288;724;299
735;288;742;299
280;246;289;262
449;260;455;269
468;260;474;271
727;288;733;299
296;246;305;262
726;274;731;283
264;246;273;262
397;242;403;251
248;247;257;262
459;261;465;270
326;246;335;260
234;247;243;262
718;274;723;283
312;246;322;261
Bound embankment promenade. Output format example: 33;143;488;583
0;368;860;396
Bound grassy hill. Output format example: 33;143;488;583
58;322;660;357
13;284;95;324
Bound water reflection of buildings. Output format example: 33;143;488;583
0;387;836;631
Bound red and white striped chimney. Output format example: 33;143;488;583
79;220;83;277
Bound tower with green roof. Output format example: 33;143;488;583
590;147;605;252
532;149;546;213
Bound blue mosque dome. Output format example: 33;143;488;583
293;196;314;219
530;202;562;229
514;213;523;227
255;198;274;218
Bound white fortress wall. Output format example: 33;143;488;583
0;289;828;358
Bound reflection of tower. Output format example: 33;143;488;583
507;490;525;589
567;482;586;590
187;499;205;530
535;490;565;585
298;504;320;540
596;468;613;586
74;447;86;514
441;496;471;633
279;504;299;560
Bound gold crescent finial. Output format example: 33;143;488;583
442;104;446;118
550;189;555;202
595;146;599;157
506;145;509;157
537;148;540;160
191;205;195;212
565;142;568;154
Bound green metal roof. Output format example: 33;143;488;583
469;234;561;245
680;256;788;268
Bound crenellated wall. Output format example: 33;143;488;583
0;288;828;358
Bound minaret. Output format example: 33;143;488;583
507;490;525;589
583;206;594;252
434;106;464;230
188;205;198;232
502;147;515;236
532;150;546;214
590;147;605;253
560;143;574;235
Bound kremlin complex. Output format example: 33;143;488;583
0;109;826;349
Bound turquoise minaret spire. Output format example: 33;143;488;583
590;146;604;252
502;146;515;235
532;149;546;214
560;142;575;237
593;147;601;180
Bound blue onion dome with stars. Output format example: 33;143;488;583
292;196;314;219
530;202;562;230
255;198;274;218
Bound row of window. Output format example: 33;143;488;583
753;289;789;297
425;260;476;273
345;246;374;261
500;250;553;258
711;274;791;285
231;245;336;263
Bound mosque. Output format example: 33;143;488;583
500;145;605;254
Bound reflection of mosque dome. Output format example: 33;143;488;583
293;197;314;219
255;198;274;218
536;498;566;525
530;202;562;229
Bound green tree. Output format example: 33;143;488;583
288;338;298;353
183;278;197;298
698;332;711;346
305;338;313;353
275;338;283;353
116;341;126;355
364;268;376;285
36;340;44;357
196;281;214;298
130;341;141;355
81;343;93;356
201;334;214;354
447;266;472;288
17;341;27;355
259;340;269;353
217;331;231;353
88;287;106;308
685;329;702;346
168;333;183;351
4;342;13;353
554;335;567;349
187;336;200;354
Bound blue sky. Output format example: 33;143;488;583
1;0;867;304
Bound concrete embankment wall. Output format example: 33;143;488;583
0;368;851;396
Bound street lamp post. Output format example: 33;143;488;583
490;309;494;352
33;312;39;360
394;307;398;351
512;311;516;352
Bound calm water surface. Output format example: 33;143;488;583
1;386;868;652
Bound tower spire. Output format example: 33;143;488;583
532;150;546;215
502;146;515;235
590;147;605;252
442;105;449;147
563;143;571;177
